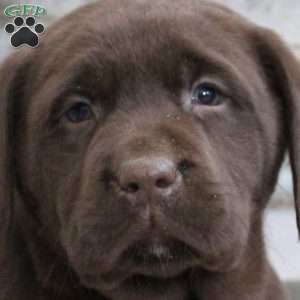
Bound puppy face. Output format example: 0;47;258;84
1;1;299;300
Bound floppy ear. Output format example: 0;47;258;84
0;52;30;247
253;27;300;237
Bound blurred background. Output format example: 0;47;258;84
0;0;299;298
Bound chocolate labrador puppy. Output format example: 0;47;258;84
0;1;299;300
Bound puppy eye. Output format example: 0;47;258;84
65;103;93;123
191;84;223;106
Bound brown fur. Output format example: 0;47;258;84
0;1;299;300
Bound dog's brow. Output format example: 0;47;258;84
178;47;255;110
43;41;254;117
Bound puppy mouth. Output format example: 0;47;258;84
79;236;199;291
122;237;199;276
112;238;199;285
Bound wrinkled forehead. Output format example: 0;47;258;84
34;4;253;80
26;3;258;112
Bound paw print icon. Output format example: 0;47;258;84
5;16;45;48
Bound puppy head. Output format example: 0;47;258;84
0;1;299;300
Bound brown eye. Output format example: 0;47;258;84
191;84;223;106
65;103;93;123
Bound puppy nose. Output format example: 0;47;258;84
119;157;180;196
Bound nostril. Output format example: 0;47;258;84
178;159;194;174
124;182;140;194
155;177;173;189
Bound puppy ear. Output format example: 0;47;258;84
0;52;29;244
253;27;300;236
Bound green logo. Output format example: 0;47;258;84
4;4;47;18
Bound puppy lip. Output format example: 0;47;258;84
81;269;188;293
123;262;195;279
119;236;200;274
79;236;199;290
